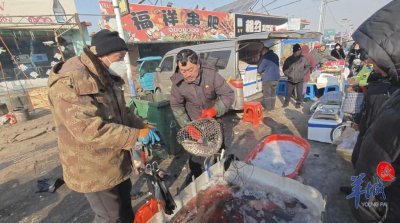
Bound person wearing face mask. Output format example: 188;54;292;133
330;43;346;60
311;43;338;66
170;49;234;180
347;42;366;72
282;44;310;108
47;29;158;223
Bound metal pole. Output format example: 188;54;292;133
54;29;66;61
75;13;87;47
340;32;343;45
0;62;14;109
318;0;325;33
111;0;136;97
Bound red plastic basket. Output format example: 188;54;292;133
244;134;311;179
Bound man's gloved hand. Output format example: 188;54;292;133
138;128;160;145
198;107;217;119
186;125;202;142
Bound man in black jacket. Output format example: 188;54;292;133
347;1;400;222
282;44;310;108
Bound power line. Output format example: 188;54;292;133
268;0;302;11
326;4;342;27
326;4;351;30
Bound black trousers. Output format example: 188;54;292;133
285;81;303;105
85;179;134;223
262;80;278;110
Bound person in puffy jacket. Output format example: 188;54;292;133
48;30;156;223
311;43;338;66
170;49;234;181
331;43;346;60
282;44;310;108
300;45;316;98
346;1;400;222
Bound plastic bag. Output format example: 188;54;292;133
335;127;359;159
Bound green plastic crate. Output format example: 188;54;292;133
128;93;182;155
128;93;170;119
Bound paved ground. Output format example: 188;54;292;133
0;96;357;223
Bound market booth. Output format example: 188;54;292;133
306;60;347;144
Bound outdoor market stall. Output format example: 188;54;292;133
307;60;347;144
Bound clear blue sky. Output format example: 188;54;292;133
75;0;392;33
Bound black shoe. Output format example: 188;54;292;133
340;186;352;195
282;103;289;108
295;104;301;109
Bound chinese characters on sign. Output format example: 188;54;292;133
235;14;287;37
162;10;178;26
244;20;271;33
208;15;219;29
131;11;153;30
100;1;234;42
186;11;200;27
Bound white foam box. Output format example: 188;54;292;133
307;106;343;143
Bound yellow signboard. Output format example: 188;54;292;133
118;0;129;16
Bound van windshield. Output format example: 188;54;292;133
199;50;231;70
139;60;161;76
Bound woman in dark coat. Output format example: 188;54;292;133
347;42;366;70
331;43;346;60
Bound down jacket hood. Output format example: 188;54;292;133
352;0;400;83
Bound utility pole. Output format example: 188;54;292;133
111;0;136;96
318;0;326;33
318;0;338;41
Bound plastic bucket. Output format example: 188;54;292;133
244;134;311;179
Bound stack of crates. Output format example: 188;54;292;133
128;93;182;155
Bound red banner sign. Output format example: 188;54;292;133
100;1;234;42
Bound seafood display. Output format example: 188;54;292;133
171;182;318;223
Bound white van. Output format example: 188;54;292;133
154;31;322;110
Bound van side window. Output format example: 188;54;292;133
199;50;231;70
160;56;174;72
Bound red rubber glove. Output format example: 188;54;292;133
198;107;217;119
186;125;202;142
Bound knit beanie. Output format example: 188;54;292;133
91;29;128;57
293;44;301;53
